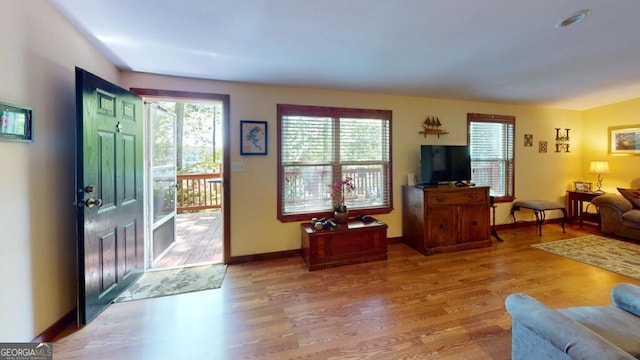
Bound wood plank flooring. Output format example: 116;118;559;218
152;210;223;269
53;224;640;359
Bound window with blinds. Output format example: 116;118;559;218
467;113;515;202
277;104;392;222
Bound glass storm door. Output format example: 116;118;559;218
147;102;177;267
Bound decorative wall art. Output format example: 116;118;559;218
0;101;33;142
418;116;448;138
555;128;570;153
240;120;267;155
609;124;640;155
539;141;547;153
524;134;533;147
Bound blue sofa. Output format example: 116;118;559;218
505;283;640;359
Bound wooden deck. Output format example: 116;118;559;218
152;210;223;269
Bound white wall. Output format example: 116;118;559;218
0;0;119;341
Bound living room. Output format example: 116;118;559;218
2;1;640;357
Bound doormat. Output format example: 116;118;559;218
532;235;640;280
115;264;227;302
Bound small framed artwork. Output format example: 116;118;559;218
609;124;640;155
0;102;33;142
240;120;267;155
574;181;593;192
538;141;547;153
524;134;533;147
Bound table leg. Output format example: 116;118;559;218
533;210;545;236
491;205;503;242
510;206;519;228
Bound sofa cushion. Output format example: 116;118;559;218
612;283;640;318
618;188;640;209
622;210;640;229
560;305;640;357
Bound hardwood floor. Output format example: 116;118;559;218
53;224;640;359
152;210;223;269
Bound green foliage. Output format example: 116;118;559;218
151;104;176;166
157;101;223;174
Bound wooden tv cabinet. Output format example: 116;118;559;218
301;218;388;271
402;185;491;255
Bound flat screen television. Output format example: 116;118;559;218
419;145;471;186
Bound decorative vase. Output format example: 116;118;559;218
334;210;349;224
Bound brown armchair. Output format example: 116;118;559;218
591;194;640;241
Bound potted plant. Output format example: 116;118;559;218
330;177;355;223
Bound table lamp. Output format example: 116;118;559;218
589;161;610;193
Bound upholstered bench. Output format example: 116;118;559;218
511;200;567;236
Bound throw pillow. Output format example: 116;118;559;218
617;188;640;208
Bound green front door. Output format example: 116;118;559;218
75;67;144;324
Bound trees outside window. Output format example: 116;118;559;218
277;104;392;222
155;102;223;174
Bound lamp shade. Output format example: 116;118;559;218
589;161;610;174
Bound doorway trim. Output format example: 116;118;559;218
131;88;231;264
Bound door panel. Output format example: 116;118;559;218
97;131;116;208
76;67;144;324
99;229;117;293
428;206;457;247
122;134;137;202
461;204;489;242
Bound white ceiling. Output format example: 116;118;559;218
50;0;640;110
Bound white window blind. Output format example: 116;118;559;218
278;105;392;221
468;114;515;200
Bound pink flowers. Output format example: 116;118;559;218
330;177;355;212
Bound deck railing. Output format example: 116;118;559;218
177;173;222;212
176;167;385;213
176;167;501;214
472;164;507;196
283;167;385;211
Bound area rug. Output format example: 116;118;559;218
532;235;640;280
115;264;227;302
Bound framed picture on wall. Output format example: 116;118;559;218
538;141;547;153
0;102;33;142
240;120;267;155
524;134;533;147
609;124;640;155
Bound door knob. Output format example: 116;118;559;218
85;198;103;208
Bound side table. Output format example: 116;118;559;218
566;190;602;225
301;218;387;271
